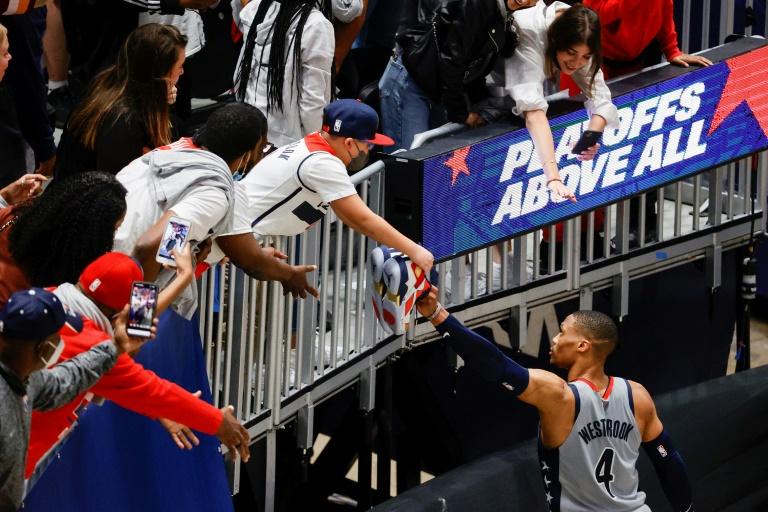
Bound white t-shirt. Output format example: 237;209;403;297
113;144;230;255
226;132;358;238
505;1;618;126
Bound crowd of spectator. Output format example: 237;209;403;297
0;0;710;508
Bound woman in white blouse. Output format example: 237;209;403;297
505;2;618;201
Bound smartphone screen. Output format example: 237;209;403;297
157;218;191;265
127;282;158;338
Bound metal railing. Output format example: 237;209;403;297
191;2;768;507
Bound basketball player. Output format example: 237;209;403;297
416;286;693;512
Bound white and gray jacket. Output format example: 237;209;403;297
235;0;335;147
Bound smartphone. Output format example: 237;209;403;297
571;130;603;154
155;216;191;267
127;281;158;338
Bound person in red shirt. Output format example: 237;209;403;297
26;250;251;482
583;0;711;79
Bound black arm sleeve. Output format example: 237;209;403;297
642;430;694;512
434;314;530;395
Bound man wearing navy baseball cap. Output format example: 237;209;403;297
217;99;435;277
0;288;152;510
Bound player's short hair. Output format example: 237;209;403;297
571;310;618;351
194;102;267;163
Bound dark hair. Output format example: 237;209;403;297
545;4;602;93
235;0;330;113
68;24;187;150
193;102;268;162
9;172;127;287
571;310;618;347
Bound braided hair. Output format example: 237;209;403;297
235;0;330;113
9;172;128;287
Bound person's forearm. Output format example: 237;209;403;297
156;273;193;316
30;341;118;411
525;110;560;181
588;114;607;132
347;211;417;258
432;314;529;394
643;431;693;512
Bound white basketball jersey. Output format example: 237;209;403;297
539;377;650;512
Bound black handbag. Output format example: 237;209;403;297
399;1;443;100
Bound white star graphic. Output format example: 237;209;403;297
544;476;551;486
545;492;553;504
541;461;550;471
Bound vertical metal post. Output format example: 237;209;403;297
615;200;630;254
702;0;711;48
720;0;734;44
656;188;665;242
470;251;479;299
331;218;344;369
586;211;595;262
485;247;494;294
603;206;612;259
533;230;541;277
245;277;258;418
512;237;527;287
693;175;702;231
682;0;692;52
639;194;647;248
343;225;354;360
580;285;594;311
612;268;629;320
674;182;683;237
317;217;332;374
709;167;724;227
265;430;277;512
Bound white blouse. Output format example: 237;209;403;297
504;0;618;126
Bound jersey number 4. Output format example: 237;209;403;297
594;448;615;498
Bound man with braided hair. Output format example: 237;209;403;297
416;287;694;512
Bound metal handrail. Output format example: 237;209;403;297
193;1;767;508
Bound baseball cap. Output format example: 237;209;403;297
0;288;82;340
322;99;395;146
79;252;144;311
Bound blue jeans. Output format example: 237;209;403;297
378;53;447;151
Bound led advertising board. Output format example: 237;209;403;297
421;44;768;261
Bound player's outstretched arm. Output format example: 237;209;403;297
416;286;577;446
632;381;694;512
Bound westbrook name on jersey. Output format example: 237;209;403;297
539;377;651;512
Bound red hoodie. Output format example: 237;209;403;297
26;316;223;477
585;0;683;77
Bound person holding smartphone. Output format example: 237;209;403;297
505;2;618;201
25;248;251;488
115;102;318;318
0;287;153;510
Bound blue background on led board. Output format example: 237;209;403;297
422;49;768;261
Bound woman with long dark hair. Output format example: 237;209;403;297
505;2;618;201
54;23;188;179
234;0;334;147
0;172;127;305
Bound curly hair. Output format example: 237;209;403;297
8;172;127;287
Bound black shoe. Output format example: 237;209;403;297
47;86;73;128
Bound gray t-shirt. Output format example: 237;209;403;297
539;378;650;512
0;342;117;509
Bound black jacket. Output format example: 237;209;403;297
396;0;512;123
